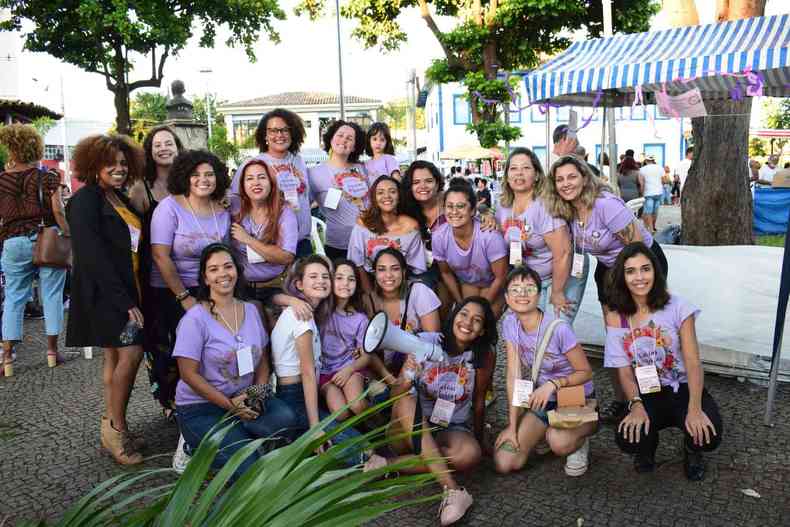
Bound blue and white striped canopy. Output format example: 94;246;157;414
524;14;790;107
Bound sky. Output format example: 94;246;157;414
6;0;789;122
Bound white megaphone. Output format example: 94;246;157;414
363;311;445;364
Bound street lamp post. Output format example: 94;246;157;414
200;69;213;142
335;0;346;120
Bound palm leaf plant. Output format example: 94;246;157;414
17;395;440;526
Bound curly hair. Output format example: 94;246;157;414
442;296;498;369
167;150;229;200
254;108;306;154
542;154;612;222
322;120;366;163
607;242;670;316
235;159;283;245
400;160;445;242
359;175;402;234
499;147;546;208
0;124;44;164
72;134;145;186
365;122;395;157
283;255;334;326
142;125;182;184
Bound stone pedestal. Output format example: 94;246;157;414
163;119;209;150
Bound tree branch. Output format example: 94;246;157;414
417;0;461;70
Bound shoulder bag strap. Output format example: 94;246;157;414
530;319;564;383
400;281;418;330
36;169;46;227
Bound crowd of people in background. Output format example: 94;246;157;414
0;114;724;525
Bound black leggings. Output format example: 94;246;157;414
615;384;723;456
594;240;668;306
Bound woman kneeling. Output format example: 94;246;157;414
495;266;596;477
604;242;721;481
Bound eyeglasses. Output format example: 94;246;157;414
444;202;468;212
507;285;539;297
266;127;291;136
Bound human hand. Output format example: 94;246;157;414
128;307;144;328
230;223;252;245
479;211;499;232
229;394;259;421
618;404;650;443
495;425;520;452
332;366;355;388
685;407;716;447
313;430;328;455
180;295;197;312
528;382;556;412
290;298;314;321
550;291;574;317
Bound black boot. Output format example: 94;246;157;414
634;451;656;473
684;447;706;481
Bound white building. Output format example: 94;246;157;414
42;118;113;160
218;91;383;163
421;73;688;172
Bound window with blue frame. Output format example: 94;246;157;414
556;106;570;122
630;105;647;120
453;95;471;125
643;143;665;167
530;105;546;123
509;96;522;123
532;146;548;171
653;104;670;120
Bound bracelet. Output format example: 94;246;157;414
627;397;644;412
549;379;561;391
175;290;191;302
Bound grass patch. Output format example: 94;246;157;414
756;234;786;247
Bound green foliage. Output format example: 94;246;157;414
296;0;658;148
31;116;56;136
765;98;790;130
380;99;425;131
131;92;168;125
0;0;285;134
0;135;7;168
749;137;767;158
468;119;521;148
194;95;241;164
756;234;786;247
16;397;438;526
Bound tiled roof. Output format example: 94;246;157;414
0;99;62;120
225;92;381;108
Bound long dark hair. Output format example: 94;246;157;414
283;255;334;325
442;296;498;368
400;160;445;241
142;125;182;184
332;258;366;314
607;242;670;315
359;175;402;234
371;247;408;299
365;122;395;156
196;243;248;315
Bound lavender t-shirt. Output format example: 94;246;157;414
308;162;373;250
604;295;699;392
377;282;441;367
319;310;368;375
431;218;508;287
571;192;653;268
150;195;231;288
496;198;565;280
347;225;428;274
501;311;593;401
173;303;268;406
417;332;477;426
231;153;312;241
364;154;399;179
232;206;298;283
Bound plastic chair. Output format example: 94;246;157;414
311;217;327;256
625;197;645;215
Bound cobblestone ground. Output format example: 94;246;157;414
2;299;790;526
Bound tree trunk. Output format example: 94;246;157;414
682;98;754;245
114;86;132;136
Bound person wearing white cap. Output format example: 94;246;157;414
639;155;664;234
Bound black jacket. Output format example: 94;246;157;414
66;184;139;348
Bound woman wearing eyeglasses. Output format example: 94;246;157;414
432;183;508;317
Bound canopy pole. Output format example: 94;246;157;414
600;108;606;170
607;107;619;195
764;206;790;426
546;106;551;166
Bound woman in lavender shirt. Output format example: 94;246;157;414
347;176;427;293
150;151;231;418
604;242;721;481
364;122;400;180
543;155;668;422
230;109;312;258
308;120;370;261
173;244;295;478
496;148;578;321
494;267;595;478
432;183;508;317
230;159;297;318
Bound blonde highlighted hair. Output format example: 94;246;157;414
0;124;44;164
541;154;613;221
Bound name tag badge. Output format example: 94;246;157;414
129;225;141;253
509;241;523;266
571;253;585;278
635;364;661;394
324;188;342;210
425;249;434;267
430;398;456;427
511;379;533;408
236;346;254;377
284;190;300;211
246;245;266;264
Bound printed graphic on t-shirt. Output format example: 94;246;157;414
421;363;472;404
502;218;534;257
217;345;261;383
174;232;222;258
334;169;369;209
270;162;306;195
621;322;683;391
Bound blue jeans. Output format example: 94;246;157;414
643;194;662;215
1;235;66;340
662;184;672;205
538;253;589;326
277;382;366;465
176;396;298;477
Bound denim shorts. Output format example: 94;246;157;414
643;194;662;215
529;401;558;426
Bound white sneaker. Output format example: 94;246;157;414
439;487;473;526
564;438;589;477
172;434;191;475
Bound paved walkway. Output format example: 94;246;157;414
2;309;789;526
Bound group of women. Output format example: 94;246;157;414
0;110;722;526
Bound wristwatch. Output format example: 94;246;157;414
627;396;643;411
175;290;191;302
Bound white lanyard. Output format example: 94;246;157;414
520;313;544;382
186;199;221;242
216;300;242;346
